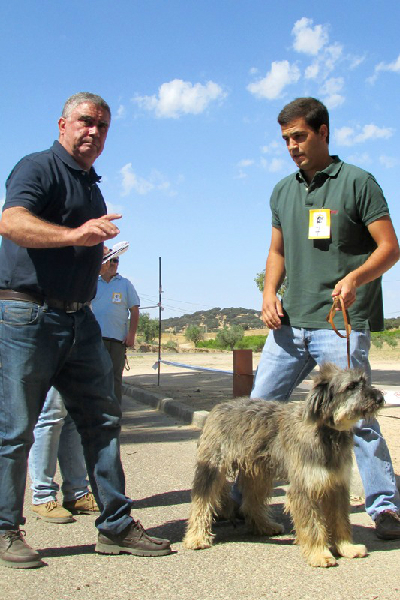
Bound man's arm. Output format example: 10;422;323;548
261;226;286;330
0;206;121;248
332;215;400;308
124;305;139;347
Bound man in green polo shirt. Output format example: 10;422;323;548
251;97;400;539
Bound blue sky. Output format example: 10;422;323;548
1;1;400;320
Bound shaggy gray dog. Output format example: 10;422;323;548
183;363;384;567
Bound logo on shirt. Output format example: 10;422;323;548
112;293;122;303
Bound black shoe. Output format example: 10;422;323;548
95;521;172;557
375;510;400;540
0;530;45;569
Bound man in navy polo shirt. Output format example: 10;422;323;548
0;92;171;569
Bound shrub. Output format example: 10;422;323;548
235;334;268;352
216;325;244;350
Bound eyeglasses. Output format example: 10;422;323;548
110;259;119;264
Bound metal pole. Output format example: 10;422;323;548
158;257;162;385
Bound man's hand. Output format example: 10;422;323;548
67;214;121;246
332;275;357;309
0;207;122;248
262;292;284;329
124;331;136;348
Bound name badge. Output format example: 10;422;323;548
308;209;331;239
112;293;122;303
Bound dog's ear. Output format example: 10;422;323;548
305;383;328;421
316;362;341;384
305;363;338;421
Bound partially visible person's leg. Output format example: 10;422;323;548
102;338;126;404
29;387;75;524
55;307;171;556
307;329;400;537
0;300;66;568
251;326;316;400
58;412;99;514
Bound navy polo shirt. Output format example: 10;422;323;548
0;141;106;302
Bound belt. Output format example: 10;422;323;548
0;290;90;313
103;337;124;345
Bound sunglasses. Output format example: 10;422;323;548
110;258;119;264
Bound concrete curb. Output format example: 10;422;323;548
122;383;209;428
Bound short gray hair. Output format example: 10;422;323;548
62;92;111;120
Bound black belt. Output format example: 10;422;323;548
103;337;124;345
0;290;90;313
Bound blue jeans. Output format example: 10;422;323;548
0;301;133;534
29;387;90;504
249;326;400;520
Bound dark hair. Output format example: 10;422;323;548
278;97;329;143
62;92;111;120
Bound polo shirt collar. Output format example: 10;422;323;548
51;140;101;183
99;273;122;282
296;155;343;184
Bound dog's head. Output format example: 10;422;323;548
305;363;385;431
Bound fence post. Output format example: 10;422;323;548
233;349;254;397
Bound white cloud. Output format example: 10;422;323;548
368;53;400;83
305;42;343;81
348;54;366;70
119;163;172;196
237;159;254;168
269;158;286;172
234;170;248;180
133;79;226;118
261;141;282;154
260;156;286;173
334;124;394;146
114;104;126;120
292;17;329;56
105;200;124;214
347;153;371;167
379;155;400;169
247;60;300;100
319;77;345;109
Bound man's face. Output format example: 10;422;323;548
281;117;329;175
109;258;119;274
58;102;110;170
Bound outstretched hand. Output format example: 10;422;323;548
69;214;122;246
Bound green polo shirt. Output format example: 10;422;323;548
270;157;390;331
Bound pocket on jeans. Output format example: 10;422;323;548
2;302;41;326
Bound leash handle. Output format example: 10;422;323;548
326;296;352;368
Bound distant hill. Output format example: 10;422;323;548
161;307;262;333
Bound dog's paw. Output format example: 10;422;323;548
248;519;284;536
336;542;367;559
306;548;337;568
183;535;213;550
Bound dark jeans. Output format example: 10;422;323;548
0;301;133;534
102;338;126;404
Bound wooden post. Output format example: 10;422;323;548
233;349;254;397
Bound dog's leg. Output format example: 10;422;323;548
328;484;367;560
287;486;337;568
239;470;284;536
183;462;227;550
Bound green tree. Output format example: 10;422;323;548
255;270;287;298
185;325;204;345
216;325;244;350
137;313;159;343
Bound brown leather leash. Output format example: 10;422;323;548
326;296;352;368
